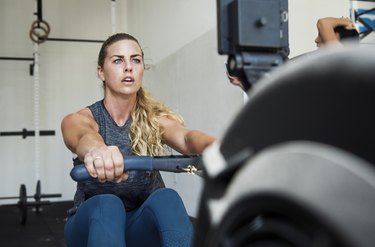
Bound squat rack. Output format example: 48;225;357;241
0;0;117;182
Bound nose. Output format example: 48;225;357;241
124;61;132;72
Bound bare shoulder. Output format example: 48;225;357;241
61;107;97;130
77;107;94;118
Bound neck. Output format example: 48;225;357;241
103;94;137;126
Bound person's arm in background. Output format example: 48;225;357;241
316;17;356;46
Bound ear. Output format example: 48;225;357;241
97;66;105;81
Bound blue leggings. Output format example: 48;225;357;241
64;188;193;247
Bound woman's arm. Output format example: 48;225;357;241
61;108;126;182
61;108;101;159
159;116;217;155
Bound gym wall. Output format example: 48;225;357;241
0;0;359;217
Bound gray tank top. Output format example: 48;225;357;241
70;100;165;214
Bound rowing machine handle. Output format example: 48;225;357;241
70;156;153;182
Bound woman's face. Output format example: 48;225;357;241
98;39;144;97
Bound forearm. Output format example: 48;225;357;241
74;133;106;161
317;18;340;43
184;130;217;154
61;111;105;161
61;110;126;182
317;17;355;43
62;116;125;182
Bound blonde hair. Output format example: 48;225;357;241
130;87;184;156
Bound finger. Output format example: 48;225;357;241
345;25;356;30
122;172;129;181
115;172;129;183
103;154;115;181
112;151;124;179
84;154;98;178
93;155;105;181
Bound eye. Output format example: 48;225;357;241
132;58;142;64
113;58;123;64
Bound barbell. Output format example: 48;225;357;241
0;180;62;225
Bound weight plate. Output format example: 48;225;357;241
19;184;27;225
35;180;41;213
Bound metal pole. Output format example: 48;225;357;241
33;0;40;182
111;0;117;34
37;0;43;21
33;42;40;182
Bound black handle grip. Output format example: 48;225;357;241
70;155;203;182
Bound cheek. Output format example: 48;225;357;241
104;65;120;77
136;68;144;80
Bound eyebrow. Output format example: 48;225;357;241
110;54;142;59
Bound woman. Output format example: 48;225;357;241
61;33;216;247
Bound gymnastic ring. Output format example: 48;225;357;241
29;26;48;44
31;19;51;35
29;20;50;44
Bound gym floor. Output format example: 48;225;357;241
0;200;72;247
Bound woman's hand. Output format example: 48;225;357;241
84;145;128;183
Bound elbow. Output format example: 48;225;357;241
316;18;326;30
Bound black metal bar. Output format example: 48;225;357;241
46;38;104;43
37;0;43;21
0;195;33;200
39;130;56;136
39;193;62;198
0;129;55;139
0;57;34;61
0;132;23;136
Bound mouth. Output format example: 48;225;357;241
121;76;135;84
